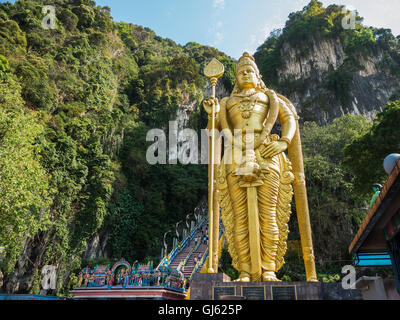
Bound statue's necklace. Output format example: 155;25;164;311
238;96;258;119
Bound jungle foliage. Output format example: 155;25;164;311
0;0;234;294
278;103;400;281
299;115;371;267
344;100;400;196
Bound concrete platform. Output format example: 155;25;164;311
72;285;186;300
190;273;363;300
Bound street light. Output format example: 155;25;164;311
175;221;184;241
163;230;172;258
194;207;201;225
185;214;191;230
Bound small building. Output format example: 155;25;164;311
349;158;400;298
71;259;186;300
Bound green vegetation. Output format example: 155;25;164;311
219;247;239;281
0;72;52;274
0;0;234;294
344;100;400;195
327;57;362;106
300;115;371;262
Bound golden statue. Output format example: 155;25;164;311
203;53;317;282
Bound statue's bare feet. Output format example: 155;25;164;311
262;271;281;282
233;272;251;282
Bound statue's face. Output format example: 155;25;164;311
236;65;258;89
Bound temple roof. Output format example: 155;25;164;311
349;158;400;254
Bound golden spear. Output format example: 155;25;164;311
204;58;224;273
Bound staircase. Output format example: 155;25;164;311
182;223;208;279
165;222;209;281
169;245;191;270
182;243;207;278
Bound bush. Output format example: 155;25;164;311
344;100;400;195
0;19;27;56
72;4;95;30
0;54;8;77
58;9;78;31
344;27;376;56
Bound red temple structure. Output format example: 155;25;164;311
72;220;210;300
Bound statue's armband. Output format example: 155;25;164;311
278;99;296;145
219;97;233;142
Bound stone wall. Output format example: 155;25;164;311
190;273;362;300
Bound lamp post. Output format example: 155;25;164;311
163;230;171;258
194;208;200;225
186;213;196;232
175;221;184;244
185;214;191;230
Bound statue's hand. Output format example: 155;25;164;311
203;97;220;115
260;141;288;158
265;88;276;96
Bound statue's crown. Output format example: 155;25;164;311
236;52;259;74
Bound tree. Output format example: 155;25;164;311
300;114;371;266
344;100;400;195
0;75;52;273
108;189;143;262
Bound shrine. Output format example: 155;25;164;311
72;219;211;300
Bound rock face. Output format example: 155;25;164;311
268;36;400;124
169;81;229;165
278;37;346;80
82;229;110;261
2;238;37;294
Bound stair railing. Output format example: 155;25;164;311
182;217;208;268
189;228;224;281
157;217;208;269
189;246;209;282
183;237;203;267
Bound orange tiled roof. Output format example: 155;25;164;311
349;158;400;254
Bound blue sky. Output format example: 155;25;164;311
1;0;400;59
96;0;400;59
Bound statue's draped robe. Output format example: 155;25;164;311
216;96;295;281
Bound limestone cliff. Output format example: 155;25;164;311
254;4;400;125
272;36;400;124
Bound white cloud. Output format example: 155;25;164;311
211;31;224;46
215;31;224;43
208;19;224;45
213;0;225;10
250;34;257;45
244;22;283;57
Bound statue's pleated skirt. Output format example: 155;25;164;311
225;154;281;277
